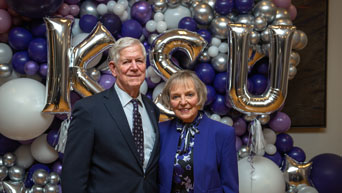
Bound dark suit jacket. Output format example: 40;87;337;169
61;87;160;193
158;114;239;193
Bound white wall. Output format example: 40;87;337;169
288;0;342;160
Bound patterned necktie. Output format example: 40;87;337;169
131;99;144;166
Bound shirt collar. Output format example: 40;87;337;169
114;83;143;108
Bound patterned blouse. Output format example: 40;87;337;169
171;112;203;193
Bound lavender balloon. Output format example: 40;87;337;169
24;60;39;75
131;1;153;25
39;63;48;77
52;161;63;175
233;117;247;136
269;111;291;132
98;74;115;90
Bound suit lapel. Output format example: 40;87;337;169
103;88;142;167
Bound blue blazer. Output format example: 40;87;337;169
159;114;239;193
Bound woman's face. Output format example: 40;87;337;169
169;80;199;123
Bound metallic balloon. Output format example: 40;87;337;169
272;18;293;26
32;169;49;186
48;172;60;185
243;114;257;122
253;0;276;23
258;114;270;125
2;181;27;193
31;185;44;193
238;145;250;159
192;2;214;25
275;8;290;20
153;0;167;12
283;155;312;187
80;0;98;17
88;68;101;82
0;165;8;181
211;53;228;72
148;33;159;45
0;63;12;78
290;51;300;67
202;0;216;8
288;65;297;80
210;16;232;39
181;0;193;7
3;153;16;167
0;156;3;166
254;16;267;32
235;14;255;25
250;31;260;45
167;0;180;8
292;30;308;50
199;49;211;62
227;12;238;23
8;166;25;182
44;183;59;193
260;28;271;43
226;24;296;115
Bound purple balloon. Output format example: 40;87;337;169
52;161;63;175
214;0;234;15
58;152;64;161
70;91;82;108
79;14;98;33
24;60;39;75
288;146;306;162
0;134;20;155
98;74;116;89
195;63;216;84
310;153;342;193
197;29;212;44
100;13;122;36
205;85;216;106
233;117;247;136
178;17;198;32
247;78;254;93
275;133;294;153
241;133;250;145
39;63;48;77
146;77;159;89
131;1;152;25
121;19;143;39
47;129;59;147
264;151;283;167
249;74;267;95
269;111;291;132
30;21;46;37
19;138;35;145
213;72;227;94
8;27;33;50
12;51;30;74
25;163;51;188
255;59;268;75
235;136;242;151
65;0;80;4
210;94;229;115
6;0;64;18
28;38;47;63
234;0;254;13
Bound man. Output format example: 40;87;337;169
61;37;160;193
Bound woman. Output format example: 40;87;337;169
158;70;239;193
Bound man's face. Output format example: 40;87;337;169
109;44;146;97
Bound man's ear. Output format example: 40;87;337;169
108;61;117;77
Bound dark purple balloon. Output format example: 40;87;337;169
98;74;116;89
213;72;227;94
288;146;306;162
256;60;268;75
275;133;294;153
235;136;242;151
6;0;63;18
210;94;229;115
235;0;254;13
39;63;48;77
25;164;51;188
70;91;82;108
310;153;342;193
233;117;247;136
47;129;59;147
215;0;234;15
247;78;254;93
28;38;47;63
19;138;35;145
195;63;216;84
100;13;122;36
178;17;198;32
264;151;283;167
0;134;20;155
241;133;250;145
131;1;153;25
64;0;80;4
250;74;267;95
58;152;64;161
269;111;291;132
12;51;30;74
121;19;143;39
205;85;216;106
30;21;46;37
146;77;159;89
197;29;212;44
79;14;98;33
24;60;39;75
52;161;63;175
8;27;33;50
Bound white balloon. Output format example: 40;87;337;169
208;45;219;57
263;128;277;144
265;143;277;155
71;18;82;36
0;71;19;86
220;116;233;126
147;66;159;78
113;3;125;16
154;12;164;22
0;78;54;140
14;144;34;169
145;20;157;32
164;5;191;29
152;82;166;101
31;134;58;164
238;156;286;193
210;114;221;121
120;11;129;21
97;4;108;15
211;37;221;47
140;80;148;95
0;43;13;63
218;42;229;53
117;0;128;9
150;75;161;84
156;21;167;33
297;186;319;193
107;1;116;12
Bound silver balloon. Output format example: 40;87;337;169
31;185;44;193
258;114;270;125
260;28;271;43
167;0;180;8
235;14;254;25
0;63;12;78
3;153;15;167
210;16;232;39
202;0;216;8
292;30;308;50
88;68;101;82
181;0;193;7
2;181;27;193
192;2;214;25
272;18;293;26
44;183;59;193
32;169;49;186
250;30;260;45
227;12;238;22
238;145;250;159
48;172;60;185
290;51;300;67
0;156;3;166
199;49;210;62
275;8;290;20
244;114;257;122
153;0;167;12
227;24;296;115
211;53;228;72
0;165;8;181
254;16;267;31
148;33;159;45
292;30;300;49
8;166;25;182
80;0;98;17
283;155;312;187
253;0;276;23
288;65;297;80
